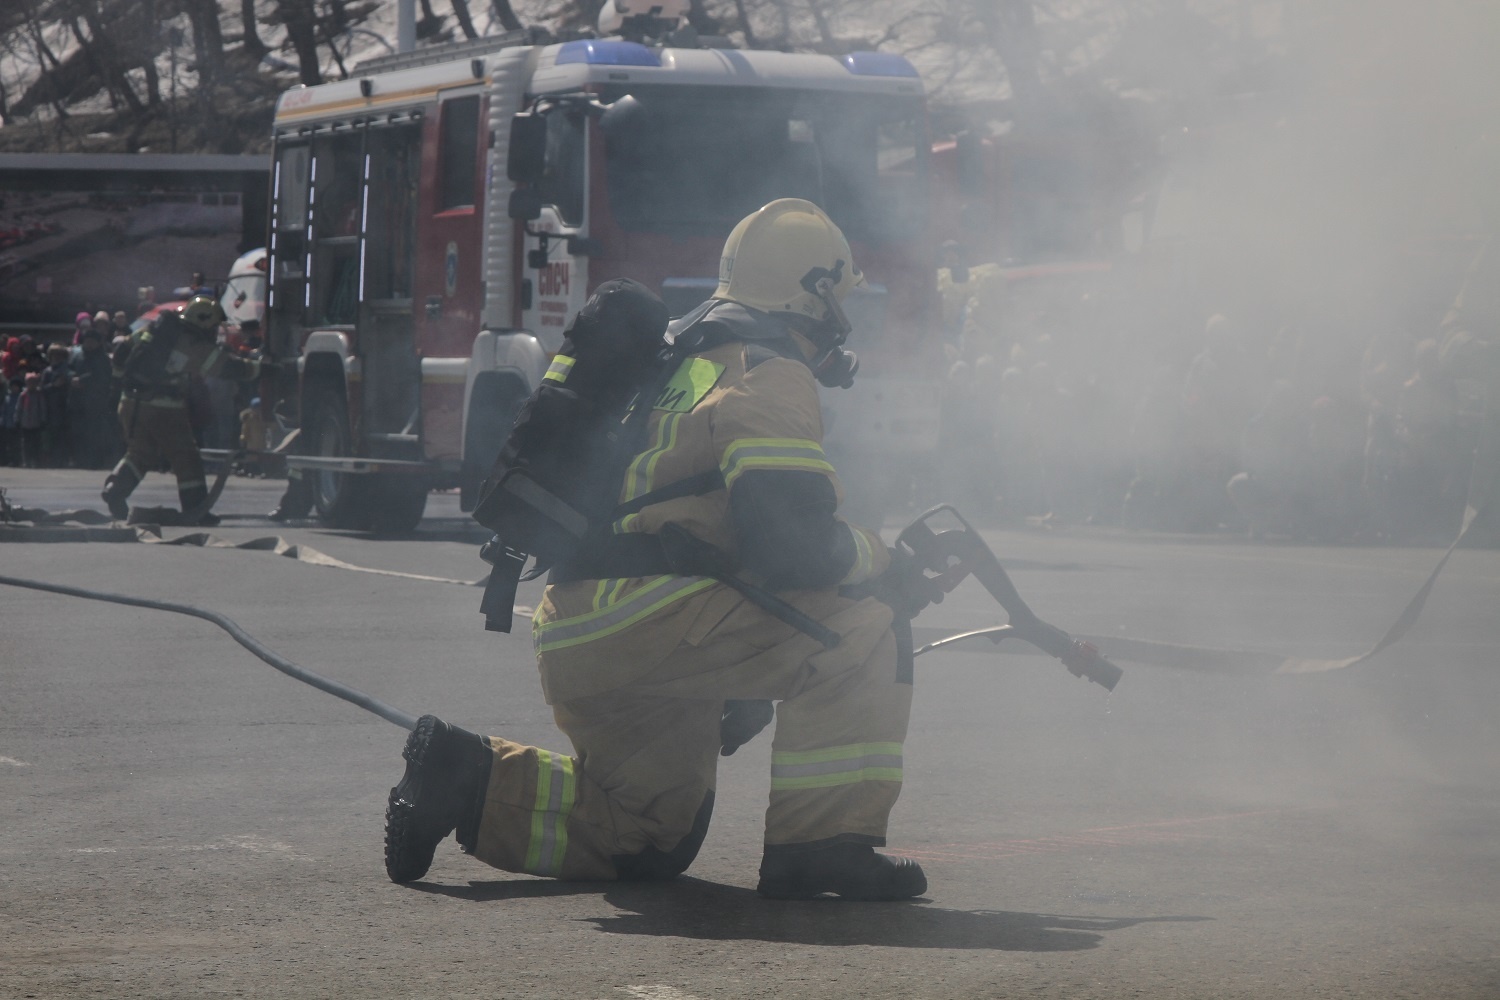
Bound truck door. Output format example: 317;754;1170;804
359;122;422;460
519;105;590;352
412;91;486;461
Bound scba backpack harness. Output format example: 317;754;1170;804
474;279;695;631
472;282;826;637
119;313;194;395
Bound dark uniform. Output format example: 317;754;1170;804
101;296;258;524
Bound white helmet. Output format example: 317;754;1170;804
714;199;862;330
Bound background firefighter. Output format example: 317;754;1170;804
100;295;259;527
385;200;935;901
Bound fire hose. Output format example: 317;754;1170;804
3;490;1488;735
0;504;1122;744
0;570;419;732
898;505;1123;690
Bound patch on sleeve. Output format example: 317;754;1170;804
654;357;725;412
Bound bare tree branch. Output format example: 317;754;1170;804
451;0;479;40
490;0;523;33
273;0;322;86
730;0;759;47
240;0;269;60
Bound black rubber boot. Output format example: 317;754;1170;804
757;843;927;901
384;715;493;884
268;473;311;522
179;484;219;526
101;467;138;521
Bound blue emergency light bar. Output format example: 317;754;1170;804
556;39;662;67
841;52;920;78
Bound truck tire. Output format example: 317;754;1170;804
364;474;428;535
305;386;367;530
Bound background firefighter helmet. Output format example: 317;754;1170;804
714;198;863;327
179;294;227;333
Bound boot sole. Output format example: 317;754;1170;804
383;716;442;884
757;859;928;901
756;881;923;902
756;881;826;900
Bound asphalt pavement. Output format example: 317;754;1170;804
2;468;1498;998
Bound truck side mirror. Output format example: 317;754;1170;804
508;187;542;222
507;113;547;183
598;94;643;140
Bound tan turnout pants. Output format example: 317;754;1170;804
116;397;207;495
467;587;910;880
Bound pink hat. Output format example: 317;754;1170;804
75;311;91;324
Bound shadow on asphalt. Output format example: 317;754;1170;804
409;876;1208;951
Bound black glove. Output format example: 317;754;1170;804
720;699;774;756
879;547;944;619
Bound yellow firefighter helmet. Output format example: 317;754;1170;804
179;294;227;333
714;199;863;327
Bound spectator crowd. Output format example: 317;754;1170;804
2;311;129;470
3;278;260;474
5;259;1493;549
932;255;1494;545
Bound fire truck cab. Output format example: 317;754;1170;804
264;6;938;531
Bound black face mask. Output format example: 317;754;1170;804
812;346;858;389
800;260;858;389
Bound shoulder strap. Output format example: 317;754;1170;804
668;299;802;358
612;466;724;518
594;303;799;523
745;341;800;370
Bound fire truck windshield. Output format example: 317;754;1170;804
598;85;925;245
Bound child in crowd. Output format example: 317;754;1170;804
41;344;72;466
1;376;20;465
16;371;46;467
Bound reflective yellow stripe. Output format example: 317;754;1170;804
653;357;724;412
621;413;672;502
523;749;576;875
770;742;904;791
534;574;715;653
720;437;834;489
621;412;683;502
840;523;876;585
590;578;628;611
543;355;576;383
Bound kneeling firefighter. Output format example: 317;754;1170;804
101;295;259;526
385;199;936;899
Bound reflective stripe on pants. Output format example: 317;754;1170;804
469;588;909;879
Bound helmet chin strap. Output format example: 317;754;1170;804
801;261;858;389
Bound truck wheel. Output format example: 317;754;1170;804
364;474;428;535
305;387;366;530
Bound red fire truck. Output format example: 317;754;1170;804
262;5;940;532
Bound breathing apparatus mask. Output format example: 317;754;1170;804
712;198;864;389
798;262;859;389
